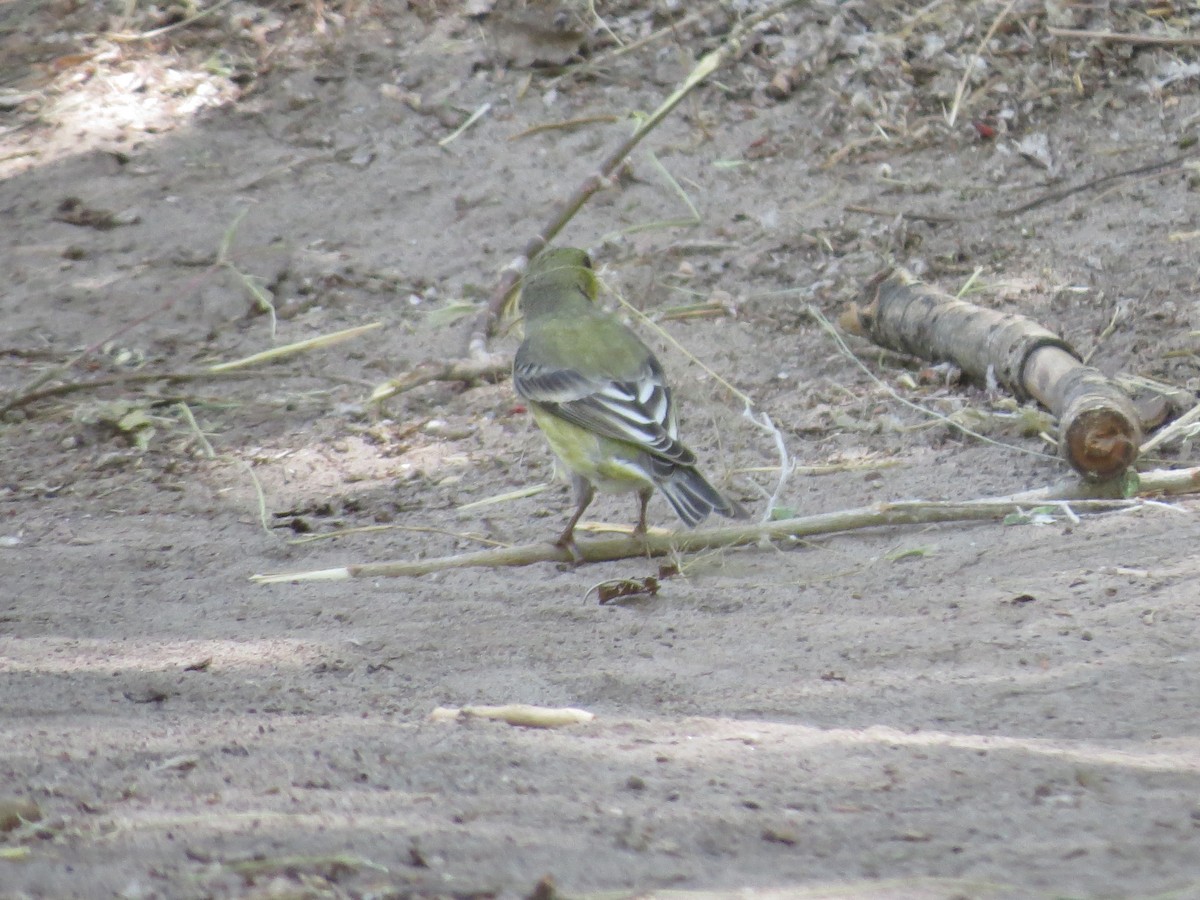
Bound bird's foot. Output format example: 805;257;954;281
555;534;585;566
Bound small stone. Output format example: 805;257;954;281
762;826;798;845
766;69;795;100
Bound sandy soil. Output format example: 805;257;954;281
3;1;1200;898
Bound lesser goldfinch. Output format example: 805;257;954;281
513;247;746;556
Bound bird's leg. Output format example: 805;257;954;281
631;486;653;540
555;474;595;563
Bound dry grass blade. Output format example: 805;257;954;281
207;322;382;373
243;461;274;539
108;0;237;41
455;483;551;511
548;7;710;88
431;704;594;728
509;114;621;141
175;402;216;459
945;0;1018;128
613;287;752;407
1047;27;1200;47
439;102;492;148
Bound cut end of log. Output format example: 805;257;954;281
1062;407;1140;483
837;301;871;336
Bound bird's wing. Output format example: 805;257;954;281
513;355;694;465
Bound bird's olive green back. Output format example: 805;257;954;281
519;249;654;380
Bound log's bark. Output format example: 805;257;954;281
845;268;1140;482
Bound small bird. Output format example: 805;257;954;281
513;247;745;557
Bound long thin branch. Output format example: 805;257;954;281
3;323;382;412
997;150;1197;218
460;0;808;362
1;369;269;411
0;266;218;417
249;466;1199;583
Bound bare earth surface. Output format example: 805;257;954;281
3;2;1200;898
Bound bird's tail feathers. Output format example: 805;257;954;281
657;466;747;528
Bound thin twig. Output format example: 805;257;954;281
742;407;792;520
0;369;289;412
439;102;492;148
243;461;275;539
108;0;238;41
0;267;217;416
508;114;621;141
998;150;1198;218
2;321;382;413
370;354;510;404
548;7;710;88
868;148;1198;225
249;466;1200;582
175;402;216;459
844;204;962;224
288;523;510;548
1047;27;1200;47
1140;403;1200;456
946;0;1017;128
207;322;383;373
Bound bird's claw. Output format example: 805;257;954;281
555;535;584;565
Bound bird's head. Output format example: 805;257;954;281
520;247;599;319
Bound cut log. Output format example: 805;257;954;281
842;267;1140;482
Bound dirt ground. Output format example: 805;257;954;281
3;1;1200;898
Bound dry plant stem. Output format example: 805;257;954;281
207;322;382;373
6;321;381;412
0;369;264;413
844;204;961;224
945;0;1017;128
108;0;237;41
249;465;1200;582
431;704;594;728
0;267;216;416
885;150;1196;224
1047;27;1200;47
1140;402;1200;457
461;0;807;363
998;150;1197;218
847;268;1141;481
819;303;1054;463
371;354;511;403
547;8;708;89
